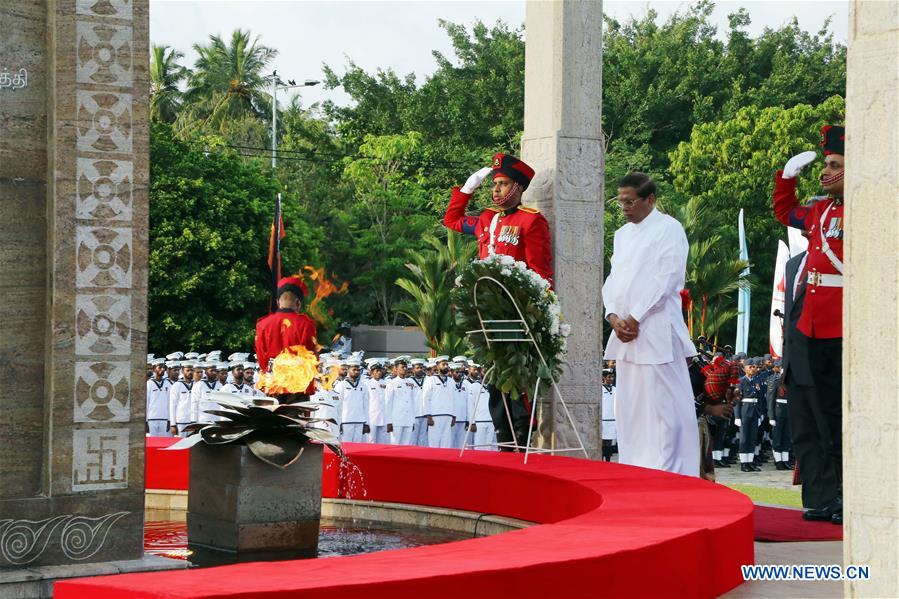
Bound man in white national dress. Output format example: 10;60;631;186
602;172;699;477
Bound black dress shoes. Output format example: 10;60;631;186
803;497;843;522
831;511;843;525
775;461;789;471
740;463;760;472
714;459;731;468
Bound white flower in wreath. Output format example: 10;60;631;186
560;323;572;337
455;275;463;287
499;254;515;266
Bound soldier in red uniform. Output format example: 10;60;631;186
255;276;318;399
443;153;553;286
443;154;553;450
773;124;844;524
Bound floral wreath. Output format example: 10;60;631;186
451;254;570;400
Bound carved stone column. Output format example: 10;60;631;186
0;0;149;572
843;1;899;596
520;0;604;458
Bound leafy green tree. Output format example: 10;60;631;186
148;123;320;352
395;233;476;356
179;29;276;140
150;44;188;123
667;95;845;352
332;132;438;325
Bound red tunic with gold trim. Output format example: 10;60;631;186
255;309;318;394
443;186;554;286
773;171;843;339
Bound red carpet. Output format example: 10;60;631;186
57;441;755;599
754;505;843;542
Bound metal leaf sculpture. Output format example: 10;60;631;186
167;391;343;469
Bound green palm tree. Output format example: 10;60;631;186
179;29;277;135
149;45;188;123
663;196;750;340
395;234;476;356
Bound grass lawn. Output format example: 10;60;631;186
724;484;803;508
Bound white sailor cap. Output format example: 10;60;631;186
149;357;166;366
346;358;362;367
147;353;155;362
217;361;230;371
228;352;249;362
452;355;468;364
181;360;198;368
207;350;222;359
364;357;381;366
197;353;207;361
242;361;256;370
426;360;437;368
449;361;466;370
165;360;179;368
200;361;218;370
434;355;449;363
468;362;481;368
184;352;199;360
228;360;245;369
166;351;184;361
409;358;426;366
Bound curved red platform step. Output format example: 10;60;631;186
56;441;753;599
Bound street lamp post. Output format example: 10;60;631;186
270;70;320;169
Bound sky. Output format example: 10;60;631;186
149;0;849;108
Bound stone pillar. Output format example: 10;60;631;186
0;0;149;569
520;0;604;458
843;1;899;596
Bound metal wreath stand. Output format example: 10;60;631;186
460;275;588;463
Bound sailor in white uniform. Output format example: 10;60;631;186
422;357;458;448
466;363;497;450
450;359;471;448
409;359;429;446
364;359;389;444
168;360;195;436
385;357;415;445
337;358;369;443
146;358;172;436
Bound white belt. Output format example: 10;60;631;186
776;399;788;404
741;399;757;403
807;272;843;287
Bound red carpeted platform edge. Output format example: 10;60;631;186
754;505;843;542
57;440;754;599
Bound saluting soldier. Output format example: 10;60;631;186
443;154;552;449
773;125;845;524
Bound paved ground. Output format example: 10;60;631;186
713;460;798;490
723;541;843;598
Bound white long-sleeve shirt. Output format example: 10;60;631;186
467;380;491;422
423;375;462;418
385;376;416;427
168;380;193;425
365;378;388;426
336;378;369;424
146;378;171;420
410;376;428;417
191;379;222;423
602;208;695;364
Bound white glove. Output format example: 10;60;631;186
734;419;742;427
461;166;494;194
769;419;776;427
781;151;817;179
